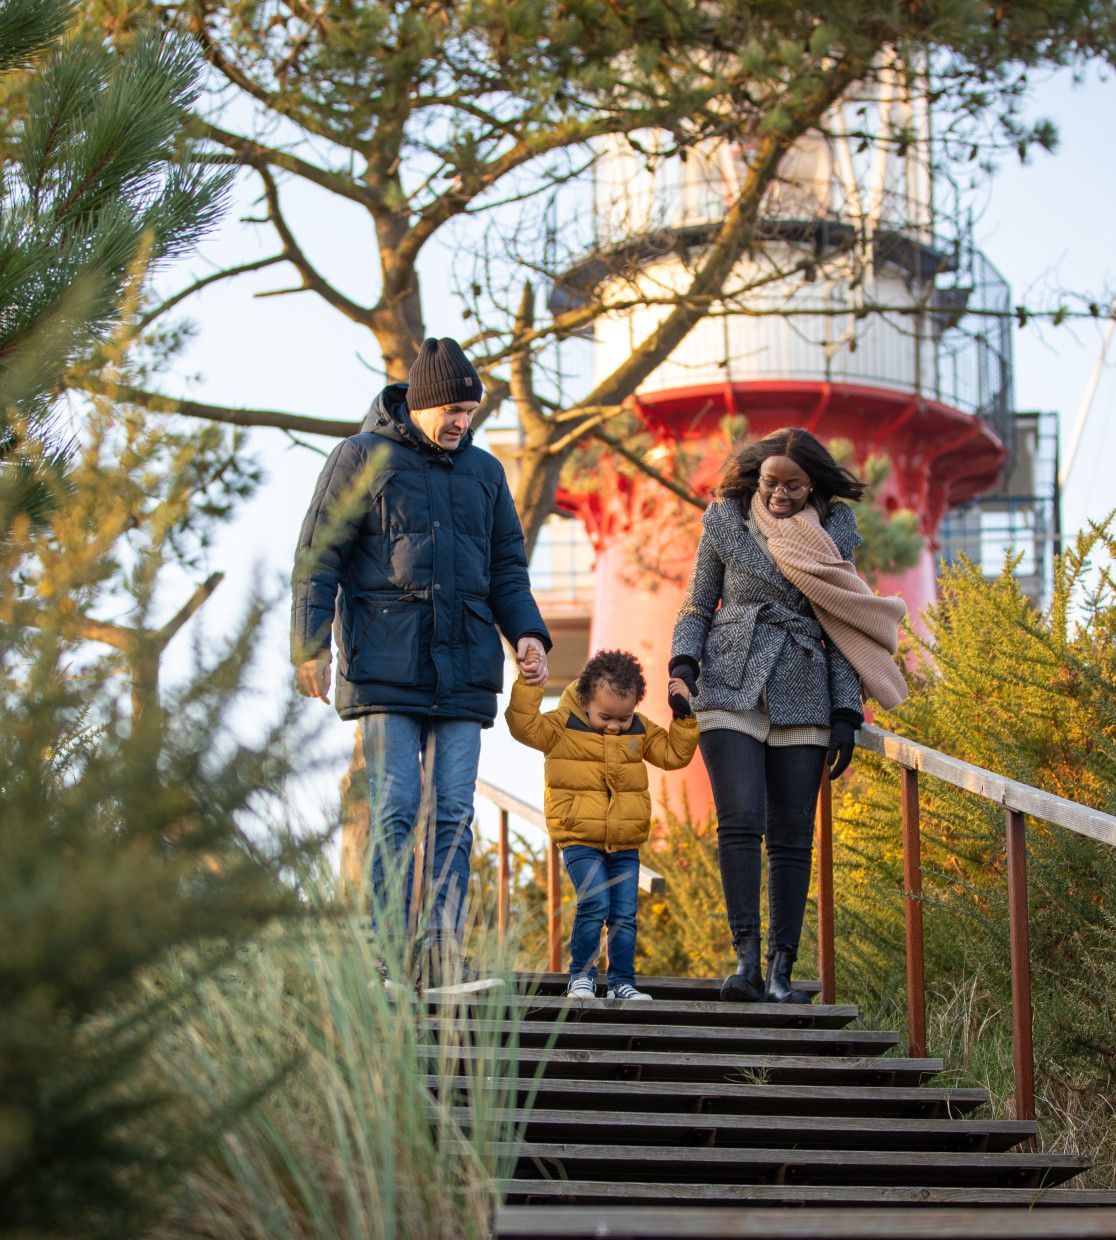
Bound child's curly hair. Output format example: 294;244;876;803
575;649;647;706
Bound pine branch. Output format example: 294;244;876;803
188;14;359;153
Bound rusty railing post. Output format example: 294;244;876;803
1006;808;1036;1122
815;774;835;1005
901;766;927;1059
497;808;510;946
547;838;561;973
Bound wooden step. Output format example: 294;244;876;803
499;1183;1116;1209
490;1142;1089;1188
515;973;821;1001
449;1106;1036;1152
418;1044;944;1085
429;1076;990;1119
474;994;860;1029
422;1017;898;1057
494;1202;1116;1238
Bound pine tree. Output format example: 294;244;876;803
0;0;228;531
0;5;318;1233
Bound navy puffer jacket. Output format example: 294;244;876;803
291;383;550;726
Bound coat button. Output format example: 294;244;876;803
433;583;441;591
431;704;439;711
433;521;440;528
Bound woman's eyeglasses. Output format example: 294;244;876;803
758;476;809;498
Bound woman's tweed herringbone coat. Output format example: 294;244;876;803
671;499;864;726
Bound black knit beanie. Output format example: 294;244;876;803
406;337;483;411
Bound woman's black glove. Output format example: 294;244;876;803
668;658;698;720
827;709;862;780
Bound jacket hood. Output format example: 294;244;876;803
360;382;475;454
557;682;589;728
556;681;647;736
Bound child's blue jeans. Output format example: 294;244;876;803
562;845;641;989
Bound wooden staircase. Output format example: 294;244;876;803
425;972;1116;1238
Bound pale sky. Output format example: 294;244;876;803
137;63;1116;841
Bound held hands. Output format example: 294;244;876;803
517;636;548;686
667;675;693;720
296;653;332;703
668;660;697;719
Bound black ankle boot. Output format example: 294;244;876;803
765;947;810;1005
720;935;763;1003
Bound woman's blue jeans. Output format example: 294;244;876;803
562;845;641;988
699;729;826;959
359;713;482;947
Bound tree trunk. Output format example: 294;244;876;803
373;210;425;379
514;434;568;560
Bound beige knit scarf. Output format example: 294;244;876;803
749;492;909;709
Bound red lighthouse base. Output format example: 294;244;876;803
561;381;1008;826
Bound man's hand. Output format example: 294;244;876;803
516;636;548;686
296;653;332;703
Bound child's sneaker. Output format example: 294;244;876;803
566;975;596;1000
607;982;653;1001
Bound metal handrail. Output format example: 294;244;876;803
814;723;1116;1124
475;778;667;972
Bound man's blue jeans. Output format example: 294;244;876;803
359;713;482;946
562;845;641;989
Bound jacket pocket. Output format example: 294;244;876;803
346;591;421;686
702;618;748;691
461;595;504;692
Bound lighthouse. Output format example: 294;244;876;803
547;69;1016;819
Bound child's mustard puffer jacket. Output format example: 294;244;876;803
505;679;699;851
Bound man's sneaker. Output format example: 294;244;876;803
607;982;653;1001
566;975;596;1000
418;948;504;998
369;957;406;999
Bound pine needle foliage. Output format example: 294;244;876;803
0;507;315;1235
0;0;230;529
836;518;1116;1055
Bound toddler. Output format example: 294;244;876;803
506;649;698;1000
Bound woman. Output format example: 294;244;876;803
670;428;907;1004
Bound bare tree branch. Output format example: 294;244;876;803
256;165;375;327
157;572;224;644
139;253;288;331
73;372;359;438
592;427;707;512
194;116;376;207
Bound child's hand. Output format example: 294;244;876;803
668;676;693;720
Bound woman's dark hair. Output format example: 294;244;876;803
718;427;866;520
576;649;647;705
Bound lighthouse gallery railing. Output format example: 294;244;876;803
478;725;1116;1126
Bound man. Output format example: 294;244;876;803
292;337;550;985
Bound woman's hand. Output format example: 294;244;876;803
668;675;694;720
827;714;859;779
